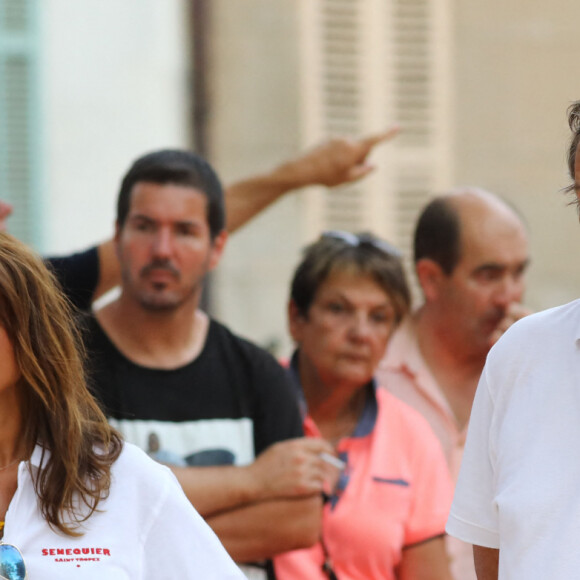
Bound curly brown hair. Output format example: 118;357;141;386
0;233;122;536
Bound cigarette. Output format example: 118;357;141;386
319;452;346;470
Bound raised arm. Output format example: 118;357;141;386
225;127;399;232
42;127;400;305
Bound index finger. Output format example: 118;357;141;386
358;125;401;151
297;437;336;455
506;302;532;321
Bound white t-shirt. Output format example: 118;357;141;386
447;299;580;578
2;442;244;579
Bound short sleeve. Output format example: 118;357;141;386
45;246;100;311
142;471;245;579
446;364;499;548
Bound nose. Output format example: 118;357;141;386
152;227;174;259
348;311;373;341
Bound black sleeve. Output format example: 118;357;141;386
45;246;100;311
249;347;304;455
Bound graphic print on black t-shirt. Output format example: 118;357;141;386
82;314;303;465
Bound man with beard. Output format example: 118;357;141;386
375;187;530;580
80;149;340;580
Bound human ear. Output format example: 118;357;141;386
415;258;445;302
207;230;228;272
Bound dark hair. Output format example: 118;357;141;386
290;232;410;324
413;197;461;275
116;149;226;238
567;101;580;184
0;233;122;536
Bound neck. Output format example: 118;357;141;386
415;307;486;376
414;307;483;428
96;293;209;369
297;352;367;445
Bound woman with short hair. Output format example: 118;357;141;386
275;231;453;580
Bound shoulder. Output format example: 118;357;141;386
112;442;177;487
77;313;116;357
77;312;103;339
488;299;580;365
208;319;272;356
45;246;99;281
45;246;100;311
375;388;441;447
206;318;285;372
110;443;190;510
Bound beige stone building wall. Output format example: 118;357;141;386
208;0;303;356
207;0;580;354
453;0;580;310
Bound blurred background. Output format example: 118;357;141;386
1;0;579;357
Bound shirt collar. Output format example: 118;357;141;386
288;350;378;438
29;444;49;468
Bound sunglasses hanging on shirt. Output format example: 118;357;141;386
0;542;28;580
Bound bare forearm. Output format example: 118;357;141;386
170;464;259;517
474;545;499;580
206;495;323;562
224;128;399;233
225;170;294;233
397;536;452;580
171;438;336;517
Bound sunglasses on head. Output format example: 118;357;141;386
0;542;27;580
322;230;402;258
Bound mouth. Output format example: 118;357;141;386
340;353;370;363
146;269;177;280
141;263;179;282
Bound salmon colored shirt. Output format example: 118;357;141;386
275;364;453;580
375;318;475;580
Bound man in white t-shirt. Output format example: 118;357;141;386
376;186;530;579
447;100;580;578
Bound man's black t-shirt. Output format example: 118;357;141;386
46;246;99;311
82;314;303;465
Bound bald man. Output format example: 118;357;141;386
376;188;530;580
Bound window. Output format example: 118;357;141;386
0;0;41;246
299;0;453;299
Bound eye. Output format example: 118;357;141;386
175;223;197;237
474;268;503;283
370;311;388;324
133;219;155;233
326;302;346;315
513;263;528;279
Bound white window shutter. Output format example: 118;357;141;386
298;0;453;298
0;0;41;246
